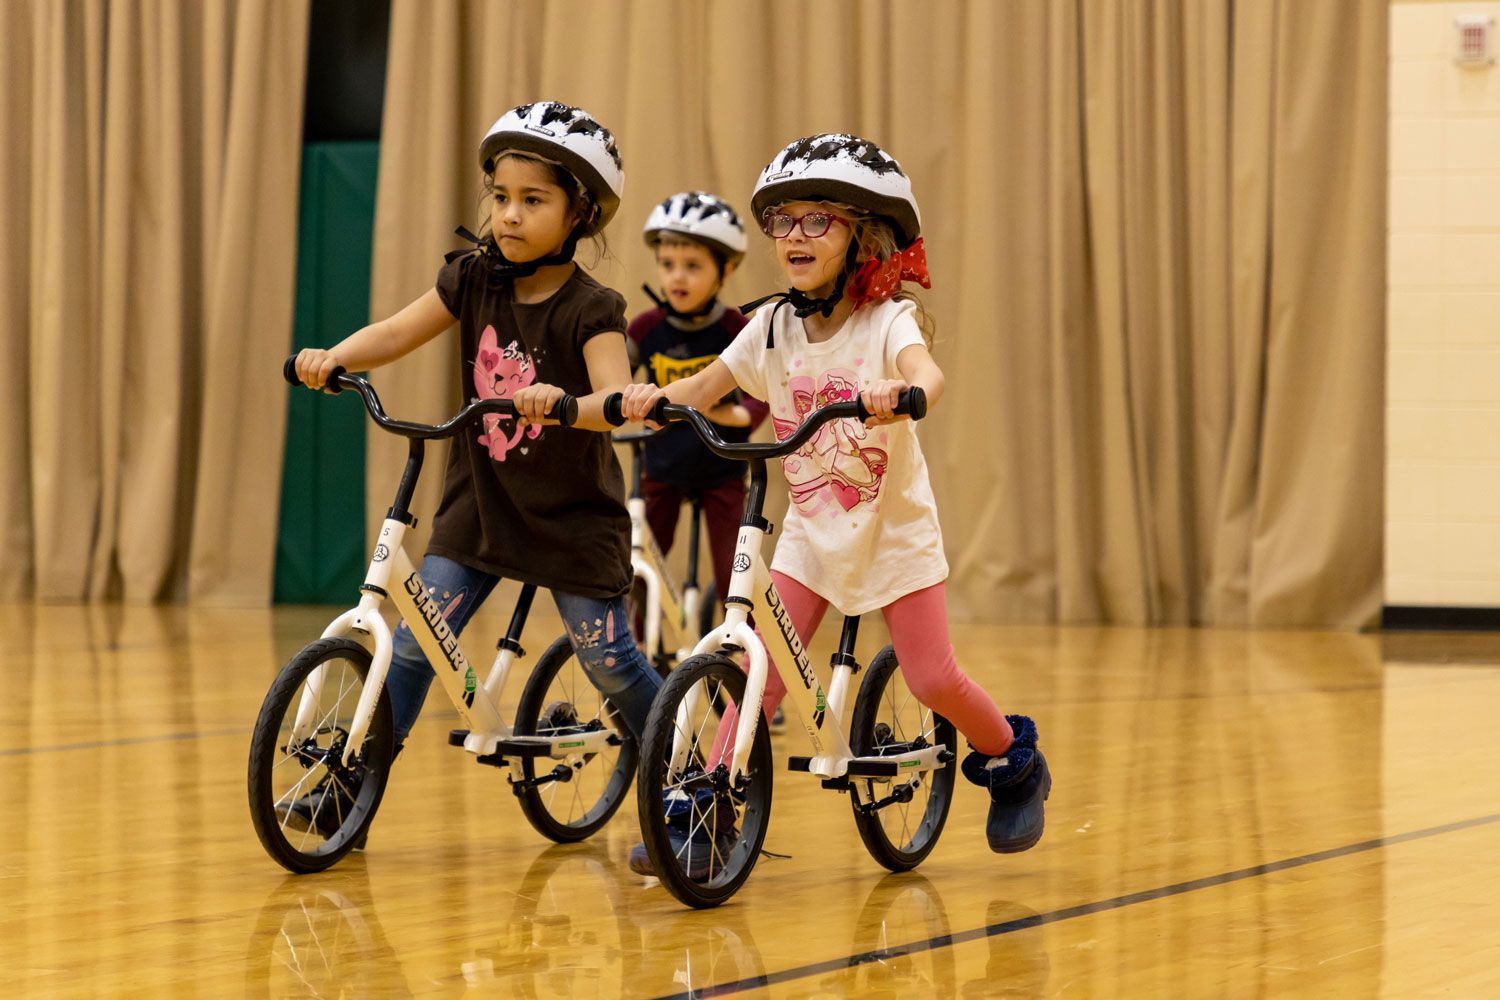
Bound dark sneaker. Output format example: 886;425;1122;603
277;742;400;851
962;714;1051;854
277;771;363;846
539;700;580;732
770;706;786;734
629;782;739;880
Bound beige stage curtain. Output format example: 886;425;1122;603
0;0;309;604
370;0;1386;628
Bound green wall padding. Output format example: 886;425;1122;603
275;142;379;604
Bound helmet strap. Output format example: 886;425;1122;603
641;283;721;323
740;240;861;347
450;225;581;284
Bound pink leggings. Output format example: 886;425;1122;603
709;572;1014;762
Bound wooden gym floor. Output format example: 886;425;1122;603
3;597;1500;997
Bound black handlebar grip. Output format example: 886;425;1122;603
551;394;580;428
602;392;626;427
282;355;346;394
905;386;928;421
855;386;928;422
650;397;671;426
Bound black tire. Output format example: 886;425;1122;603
636;654;773;908
247;638;394;873
512;636;637;843
848;645;957;871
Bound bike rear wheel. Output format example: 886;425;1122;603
247;638;394;873
512;636;637;843
848;645;957;871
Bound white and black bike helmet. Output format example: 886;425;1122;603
751;133;921;247
479;101;624;234
642;191;748;266
744;133;921;327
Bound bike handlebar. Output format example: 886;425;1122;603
282;355;578;437
602;386;926;461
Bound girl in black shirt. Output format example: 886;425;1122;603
290;102;660;838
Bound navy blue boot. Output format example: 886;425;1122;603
962;715;1051;854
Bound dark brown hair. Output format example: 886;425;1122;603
478;150;610;265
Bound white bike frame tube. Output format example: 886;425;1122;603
479;646;519;705
384;546;508;739
719;524;855;782
634;556;665;657
289;518;410;747
737;557;855;778
825;662;855;729
670;604;761;779
677;583;701;662
630;496;692;657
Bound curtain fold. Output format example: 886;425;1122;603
1;0;310;603
355;0;1385;627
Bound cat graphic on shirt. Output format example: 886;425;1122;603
774;369;889;516
473;325;542;462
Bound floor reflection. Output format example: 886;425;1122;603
245;869;413;998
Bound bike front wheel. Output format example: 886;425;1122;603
636;654;773;908
512;636;637;843
247;637;395;873
848;645;957;871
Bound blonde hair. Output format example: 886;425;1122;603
477;150;610;265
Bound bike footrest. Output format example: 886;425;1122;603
493;736;557;758
495;733;618;757
788;755;905;778
448;729;469;747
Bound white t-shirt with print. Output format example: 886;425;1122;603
719;296;947;616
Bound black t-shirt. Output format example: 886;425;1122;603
428;252;632;599
626;307;762;491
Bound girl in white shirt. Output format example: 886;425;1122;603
621;133;1050;863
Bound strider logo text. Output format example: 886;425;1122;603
404;574;476;706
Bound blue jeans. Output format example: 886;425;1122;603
384;554;660;744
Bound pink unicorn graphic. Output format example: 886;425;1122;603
473;326;541;462
773;369;889;517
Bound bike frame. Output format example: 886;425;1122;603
630;500;705;662
281;368;616;775
679;523;946;785
612;391;950;790
618;430;707;664
606;389;948;789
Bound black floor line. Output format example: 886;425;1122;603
0;727;246;757
659;809;1500;999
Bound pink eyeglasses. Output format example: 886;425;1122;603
760;210;851;240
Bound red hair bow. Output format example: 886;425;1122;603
848;238;931;309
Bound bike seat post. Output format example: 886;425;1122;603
684;495;704;592
629;439;644;501
825;614;862;731
500;583;537;656
742;458;770;530
389;438;426;524
834;615;860;669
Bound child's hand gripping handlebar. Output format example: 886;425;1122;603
282;355;579;437
601;387;925;461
